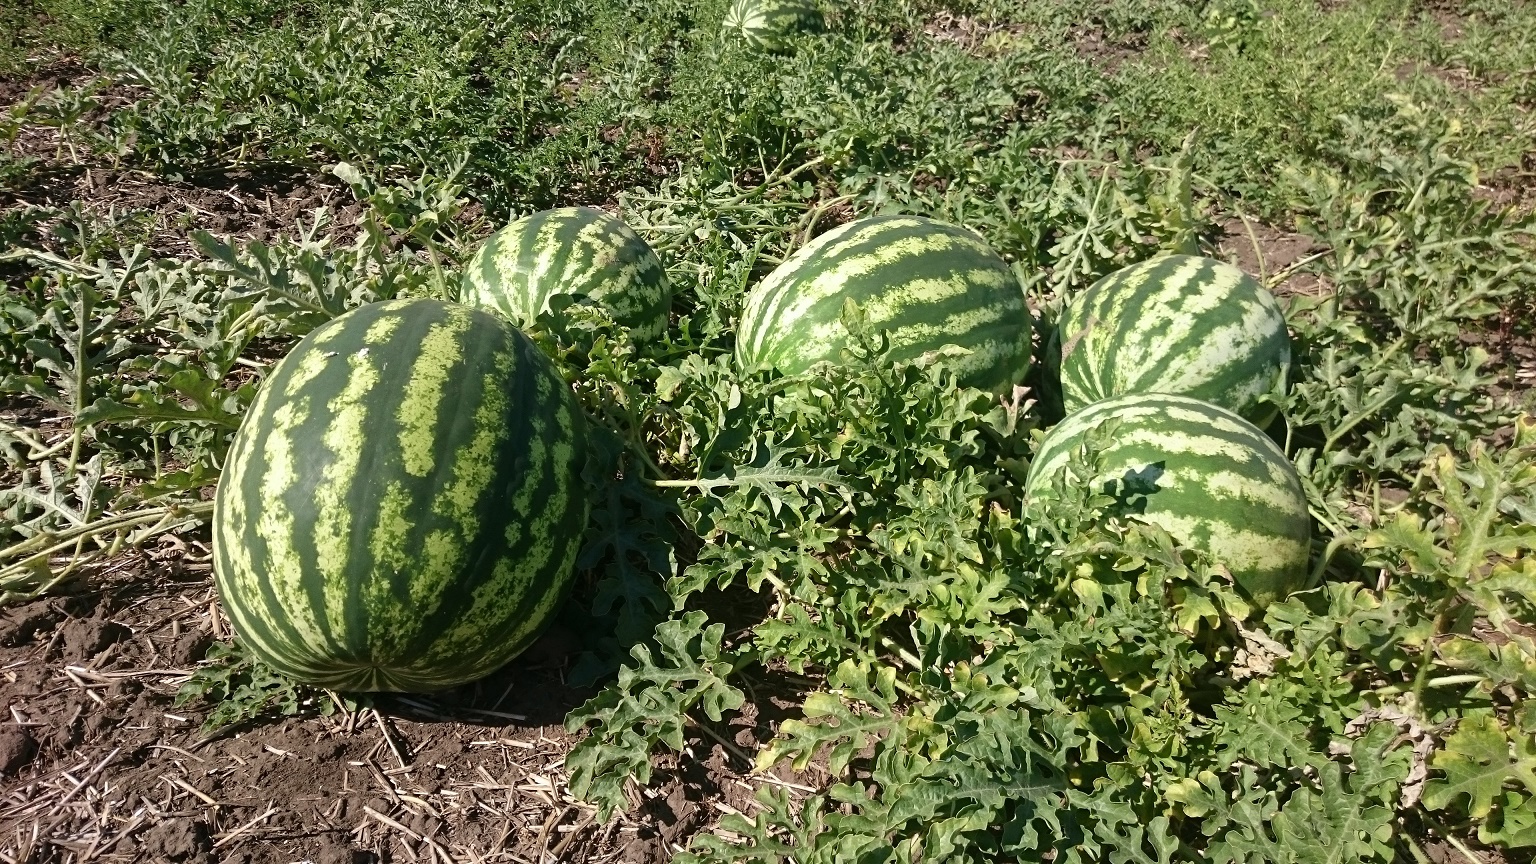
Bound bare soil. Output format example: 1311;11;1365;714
0;559;804;863
1216;216;1327;297
1;65;361;257
920;11;1028;55
1069;24;1149;72
1476;151;1536;217
2;152;362;260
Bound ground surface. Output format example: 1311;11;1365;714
0;571;796;862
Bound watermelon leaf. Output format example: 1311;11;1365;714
564;611;748;822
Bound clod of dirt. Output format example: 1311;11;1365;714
404;811;443;838
655;781;705;847
621;836;660;862
0;729;38;774
141;818;213;862
314;835;376;864
170;631;213;666
0;600;60;646
60;614;131;662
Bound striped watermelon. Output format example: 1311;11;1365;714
1050;254;1290;426
213;299;590;691
723;0;824;52
736;215;1034;393
1025;393;1310;608
461;206;670;341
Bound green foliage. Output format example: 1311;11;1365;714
564;611;748;821
174;640;346;732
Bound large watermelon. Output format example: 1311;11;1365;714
736;215;1034;393
723;0;824;52
1024;393;1310;607
461;206;670;341
1050;254;1290;426
213;299;590;691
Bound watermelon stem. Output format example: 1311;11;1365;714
1407;596;1456;711
1321;341;1407;454
0;418;69;459
0;500;215;602
623;434;668;483
1302;533;1351;592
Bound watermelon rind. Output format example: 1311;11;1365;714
1024;392;1310;608
1050;254;1291;427
736;215;1034;393
213;299;590;692
462;206;670;341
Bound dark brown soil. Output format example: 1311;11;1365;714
1476;151;1536;216
0;566;799;863
1395;59;1482;92
0;62;363;258
0;60;93;106
1423;838;1508;864
921;11;1028;55
1217;216;1327;297
1069;24;1149;72
2;159;361;258
1418;0;1470;43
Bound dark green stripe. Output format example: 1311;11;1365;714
406;326;559;663
1026;393;1307;605
234;311;369;666
1091;257;1185;397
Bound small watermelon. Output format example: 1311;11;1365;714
213;299;590;691
736;215;1034;393
723;0;824;52
1025;393;1310;608
462;206;670;340
1050;254;1291;427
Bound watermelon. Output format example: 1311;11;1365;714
1050;254;1290;427
736;215;1034;393
213;299;590;691
723;0;824;52
461;206;670;341
1024;393;1310;607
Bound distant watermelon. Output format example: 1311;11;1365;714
723;0;824;52
213;299;590;691
1025;393;1310;608
1050;255;1290;426
736;215;1034;393
462;206;670;340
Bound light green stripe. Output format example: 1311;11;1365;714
742;219;869;360
312;333;386;645
1142;511;1307;575
253;393;330;662
396;310;471;477
368;483;415;582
